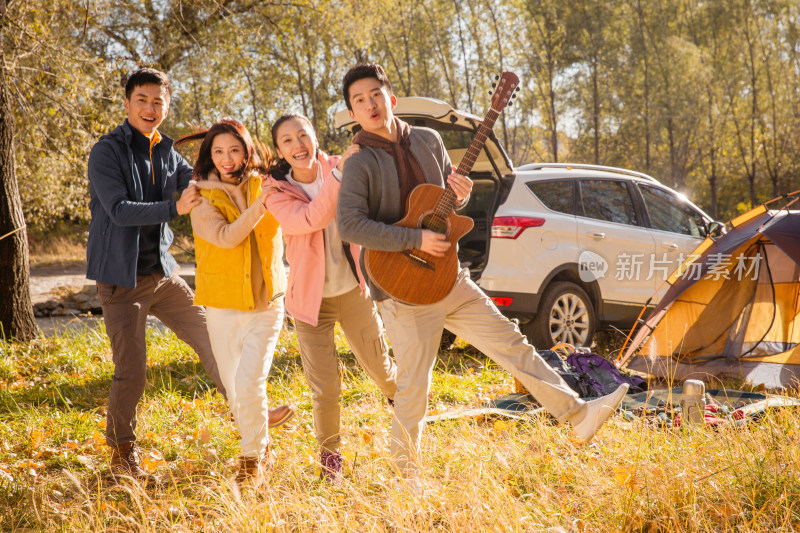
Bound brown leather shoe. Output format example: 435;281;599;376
268;405;295;428
110;442;158;484
235;455;271;487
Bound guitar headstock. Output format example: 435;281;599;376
489;72;520;112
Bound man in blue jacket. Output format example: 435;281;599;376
87;68;223;483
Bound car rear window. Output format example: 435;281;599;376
526;180;576;215
578;179;638;225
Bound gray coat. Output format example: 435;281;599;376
337;126;454;299
86;120;192;288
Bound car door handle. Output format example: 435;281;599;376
591;232;606;239
663;243;679;249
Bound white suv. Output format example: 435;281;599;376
334;97;713;348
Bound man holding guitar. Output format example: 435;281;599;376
337;64;628;486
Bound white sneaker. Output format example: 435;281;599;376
572;384;629;443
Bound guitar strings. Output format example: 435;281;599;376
421;107;501;243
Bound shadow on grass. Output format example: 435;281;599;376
0;326;494;427
0;350;307;415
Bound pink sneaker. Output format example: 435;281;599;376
320;450;343;483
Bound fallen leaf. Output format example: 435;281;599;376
613;465;636;488
29;429;45;449
196;427;211;443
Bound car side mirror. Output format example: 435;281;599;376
705;220;725;239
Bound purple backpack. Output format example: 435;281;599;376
565;352;647;397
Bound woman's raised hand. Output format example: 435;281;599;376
337;144;361;171
259;184;279;207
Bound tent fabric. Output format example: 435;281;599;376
762;211;800;262
624;208;800;389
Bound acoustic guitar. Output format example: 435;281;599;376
365;72;520;305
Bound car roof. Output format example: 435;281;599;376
515;165;713;220
515;162;659;183
334;96;514;177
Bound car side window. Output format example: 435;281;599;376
578;179;638;225
526;180;576;215
639;185;706;237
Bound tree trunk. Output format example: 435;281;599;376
546;34;559;162
591;57;600;165
0;56;37;342
707;85;719;219
636;0;651;171
485;0;509;150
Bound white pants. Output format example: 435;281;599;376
377;275;584;476
206;302;284;458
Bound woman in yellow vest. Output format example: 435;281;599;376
176;119;289;486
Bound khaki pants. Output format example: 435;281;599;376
295;287;397;453
377;273;585;476
98;272;226;447
206;303;284;458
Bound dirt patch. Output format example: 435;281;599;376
29;263;195;316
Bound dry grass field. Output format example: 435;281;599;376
1;322;799;532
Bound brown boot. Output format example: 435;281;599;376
268;405;295;428
235;455;271;487
110;442;158;484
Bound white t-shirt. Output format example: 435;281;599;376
286;165;358;298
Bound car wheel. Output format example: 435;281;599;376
525;281;596;349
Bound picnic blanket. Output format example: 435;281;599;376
423;388;800;426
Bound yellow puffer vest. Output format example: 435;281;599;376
193;177;286;311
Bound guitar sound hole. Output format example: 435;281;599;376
421;213;448;235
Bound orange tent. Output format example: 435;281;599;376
621;202;800;389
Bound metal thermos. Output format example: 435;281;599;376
681;379;706;425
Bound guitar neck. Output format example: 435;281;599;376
455;108;500;177
437;108;501;216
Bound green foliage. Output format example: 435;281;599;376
5;0;800;231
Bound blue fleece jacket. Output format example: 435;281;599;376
86;119;192;288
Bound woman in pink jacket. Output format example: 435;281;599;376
263;114;397;481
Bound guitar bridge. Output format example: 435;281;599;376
403;251;435;271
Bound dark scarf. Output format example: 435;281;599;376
353;117;426;210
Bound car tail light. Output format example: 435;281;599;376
491;216;545;239
491;296;514;307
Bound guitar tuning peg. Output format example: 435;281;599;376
488;90;493;95
515;86;521;91
512;93;517;99
492;83;496;88
507;102;512;107
495;75;499;80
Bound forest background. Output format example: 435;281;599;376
5;0;800;233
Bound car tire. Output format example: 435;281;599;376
524;281;596;349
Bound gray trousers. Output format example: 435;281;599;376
295;287;397;453
97;272;225;447
377;273;586;476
